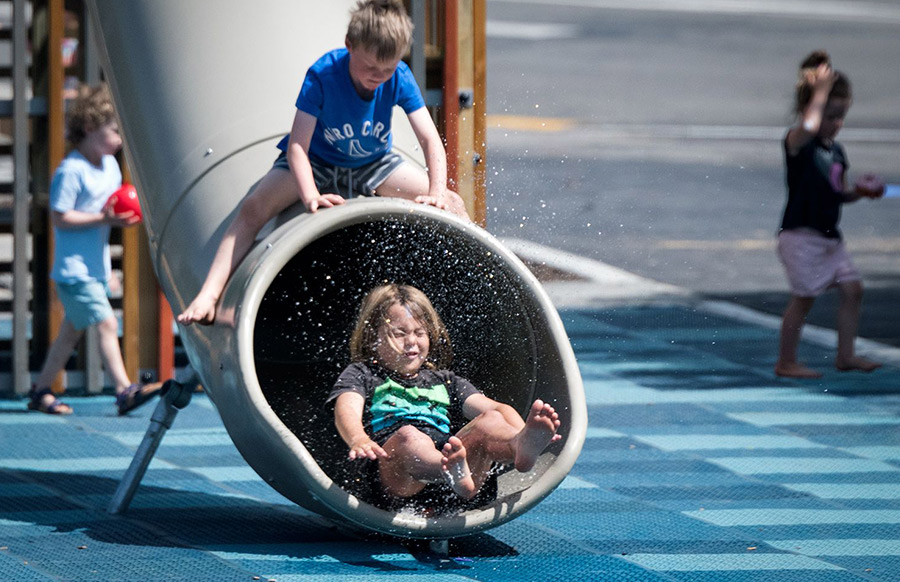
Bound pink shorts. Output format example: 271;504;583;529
777;228;860;297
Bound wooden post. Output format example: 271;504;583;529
441;0;458;192
46;0;65;393
158;288;175;382
472;0;487;227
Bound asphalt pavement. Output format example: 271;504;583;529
483;0;900;347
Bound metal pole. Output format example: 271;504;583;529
12;0;31;396
107;376;194;514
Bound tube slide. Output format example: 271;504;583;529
86;0;586;538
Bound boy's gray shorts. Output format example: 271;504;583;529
272;150;405;199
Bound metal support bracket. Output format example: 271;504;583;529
107;373;196;514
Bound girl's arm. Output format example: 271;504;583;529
52;207;138;230
406;106;449;200
847;173;886;202
785;63;834;156
462;393;525;431
334;391;388;461
286;109;345;213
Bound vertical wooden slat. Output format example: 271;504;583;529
441;0;458;191
12;0;31;395
456;0;475;217
47;0;66;393
472;0;487;227
121;222;141;382
157;289;175;382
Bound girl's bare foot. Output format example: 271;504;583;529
441;436;476;499
176;294;217;326
774;361;823;379
836;356;882;373
514;400;562;472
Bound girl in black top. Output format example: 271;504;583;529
775;51;884;378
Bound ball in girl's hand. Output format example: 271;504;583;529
855;174;885;199
105;183;142;222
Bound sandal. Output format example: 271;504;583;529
27;387;73;416
116;382;163;416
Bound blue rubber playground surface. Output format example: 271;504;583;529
2;301;899;581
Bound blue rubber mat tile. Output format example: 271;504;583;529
612;485;813;503
586;540;784;556
765;538;900;556
578;471;756;489
753;524;900;541
536;486;631;505
582;436;658;451
797;426;900;447
575;459;732;476
706;456;899;476
524;510;740;542
462;558;675;582
686;449;860;460
0;552;55;582
589;403;744;428
824;500;900;511
154;449;249;467
665;571;866;582
628;424;774;436
0;495;83;513
622;552;843;572
818;556;900;581
708;400;877;414
755;472;900;484
782;482;900;500
0;483;54;498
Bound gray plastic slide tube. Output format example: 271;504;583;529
86;0;586;538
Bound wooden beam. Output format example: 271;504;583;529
47;0;65;393
442;0;458;192
472;0;487;227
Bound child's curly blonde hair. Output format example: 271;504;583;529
66;83;117;145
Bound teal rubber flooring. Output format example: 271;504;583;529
1;304;898;581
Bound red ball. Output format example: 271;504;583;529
105;183;142;222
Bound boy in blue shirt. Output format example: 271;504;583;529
29;84;161;415
178;0;468;326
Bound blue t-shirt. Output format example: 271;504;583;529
277;48;425;168
49;151;121;283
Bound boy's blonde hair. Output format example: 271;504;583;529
350;284;452;370
66;83;117;145
346;0;413;61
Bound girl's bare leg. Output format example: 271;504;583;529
378;425;447;498
834;280;881;372
456;400;562;493
512;400;562;472
441;436;476;499
775;296;822;378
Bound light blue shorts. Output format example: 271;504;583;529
55;280;114;330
